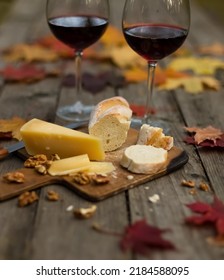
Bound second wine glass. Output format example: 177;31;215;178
46;0;109;122
122;0;190;128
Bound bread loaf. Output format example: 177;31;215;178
120;144;168;174
137;124;173;151
88;97;132;152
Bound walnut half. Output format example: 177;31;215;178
3;171;25;183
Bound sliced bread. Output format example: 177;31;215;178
120;144;168;174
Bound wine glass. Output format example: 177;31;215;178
122;0;190;128
46;0;109;122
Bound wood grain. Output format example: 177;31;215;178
0;129;188;201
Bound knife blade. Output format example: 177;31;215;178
0;121;88;160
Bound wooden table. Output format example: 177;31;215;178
0;0;224;260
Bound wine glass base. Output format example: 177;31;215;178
56;101;94;122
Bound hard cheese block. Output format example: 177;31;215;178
20;118;105;160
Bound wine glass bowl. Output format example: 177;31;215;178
122;0;190;127
46;0;109;122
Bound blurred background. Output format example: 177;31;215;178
0;0;223;26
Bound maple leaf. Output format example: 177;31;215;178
184;125;223;145
186;197;224;244
197;43;224;56
168;57;224;75
130;104;156;117
0;117;26;141
158;76;220;94
37;35;74;58
120;220;175;255
3;44;58;62
0;64;46;83
100;25;126;47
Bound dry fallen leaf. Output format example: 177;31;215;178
158;76;220;94
168;57;224;75
0;117;26;140
3;44;59;62
120;220;175;255
100;25;126;47
185;125;223;144
186;197;224;247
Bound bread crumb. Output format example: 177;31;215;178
127;175;134;180
148;194;160;203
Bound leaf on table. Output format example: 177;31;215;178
0;117;26;141
36;35;74;58
197;43;224;56
168;57;224;75
186;197;224;246
0;64;47;83
100;25;126;47
62;71;125;94
158;76;220;94
184;125;224;145
3;44;59;62
120;220;175;255
130;104;156;117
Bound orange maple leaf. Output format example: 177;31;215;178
185;125;223;144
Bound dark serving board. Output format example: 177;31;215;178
0;128;188;202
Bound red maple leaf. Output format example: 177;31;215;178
37;35;74;58
186;197;224;236
120;220;175;255
184;135;224;148
0;64;46;83
130;104;156;117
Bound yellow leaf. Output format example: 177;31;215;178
3;44;59;62
0;117;26;140
100;25;126;47
168;57;224;75
109;45;145;69
124;67;147;82
158;76;220;94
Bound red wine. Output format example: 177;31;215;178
48;15;108;51
124;24;188;62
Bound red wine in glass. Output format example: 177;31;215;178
46;0;109;122
124;24;188;63
48;15;108;51
122;0;190;128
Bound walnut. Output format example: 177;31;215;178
181;179;195;188
3;171;25;183
46;190;60;201
199;182;210;192
18;191;39;207
24;154;48;168
35;164;47;175
74;205;97;219
92;174;109;185
73;172;91;185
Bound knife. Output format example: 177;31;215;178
0;121;88;160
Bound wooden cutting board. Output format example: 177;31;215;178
0;128;188;202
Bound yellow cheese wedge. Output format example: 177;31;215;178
48;154;91;176
77;161;115;175
20;118;105;160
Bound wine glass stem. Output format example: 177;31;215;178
144;62;157;123
75;50;83;99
